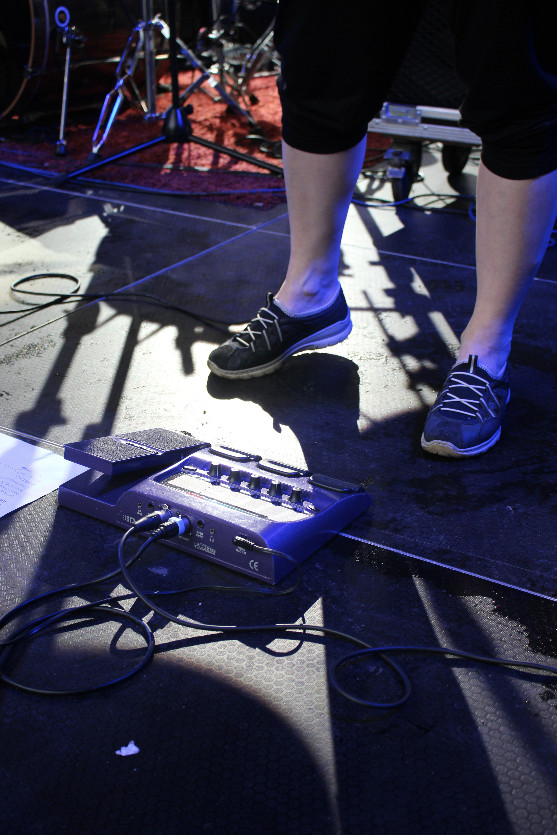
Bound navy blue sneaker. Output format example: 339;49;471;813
207;289;352;379
421;354;510;458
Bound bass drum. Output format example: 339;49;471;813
0;0;162;119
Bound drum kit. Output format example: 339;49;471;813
0;0;277;158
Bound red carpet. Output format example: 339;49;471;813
0;70;390;207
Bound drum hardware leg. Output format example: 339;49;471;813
174;42;258;130
235;20;277;104
53;127;282;188
142;0;160;120
55;36;72;156
196;3;278;110
89;21;152;159
54;7;85;156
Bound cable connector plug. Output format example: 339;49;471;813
133;509;173;532
152;517;191;540
233;536;260;551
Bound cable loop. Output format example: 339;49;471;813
11;272;81;301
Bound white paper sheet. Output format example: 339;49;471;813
0;433;88;518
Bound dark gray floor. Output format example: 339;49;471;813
0;147;556;834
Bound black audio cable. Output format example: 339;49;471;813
2;516;557;704
0;272;238;333
0;511;303;696
0;510;174;695
114;525;557;709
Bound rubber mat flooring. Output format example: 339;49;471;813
0;145;556;834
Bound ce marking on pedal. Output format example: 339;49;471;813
249;559;259;572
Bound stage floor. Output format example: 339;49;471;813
1;143;556;833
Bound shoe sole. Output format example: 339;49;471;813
207;315;353;379
420;426;502;458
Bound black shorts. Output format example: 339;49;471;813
275;0;557;178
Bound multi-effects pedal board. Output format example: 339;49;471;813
59;429;372;583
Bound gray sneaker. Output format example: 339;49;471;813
207;289;352;379
421;354;510;457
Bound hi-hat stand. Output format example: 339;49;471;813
55;0;282;186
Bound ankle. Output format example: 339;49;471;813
275;274;340;315
457;343;510;379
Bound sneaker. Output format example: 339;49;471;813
207;289;352;379
421;354;510;458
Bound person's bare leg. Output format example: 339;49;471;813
458;162;557;377
274;137;367;314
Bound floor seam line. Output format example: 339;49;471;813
0;174;287;234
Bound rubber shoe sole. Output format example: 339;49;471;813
420;425;503;458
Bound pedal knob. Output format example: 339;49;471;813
269;481;282;499
209;463;221;480
229;469;243;487
248;475;261;492
289;488;304;504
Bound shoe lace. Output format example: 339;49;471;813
234;305;282;351
434;369;499;420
